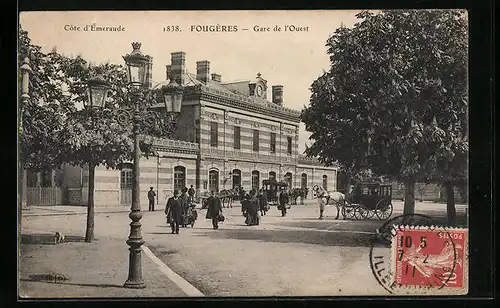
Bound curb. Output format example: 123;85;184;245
23;210;130;217
142;245;205;297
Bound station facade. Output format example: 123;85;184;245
22;51;338;208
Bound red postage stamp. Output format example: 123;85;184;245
392;226;468;293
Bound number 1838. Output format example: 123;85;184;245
164;26;181;32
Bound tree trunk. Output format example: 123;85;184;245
345;174;351;193
445;181;456;226
403;179;416;216
85;163;95;242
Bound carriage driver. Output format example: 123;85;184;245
317;190;327;220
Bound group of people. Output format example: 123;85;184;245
158;184;295;234
240;188;291;226
148;185;197;212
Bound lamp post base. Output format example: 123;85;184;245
124;279;147;289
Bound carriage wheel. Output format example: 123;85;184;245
353;206;364;220
341;200;354;220
375;200;393;220
359;206;375;219
342;204;356;220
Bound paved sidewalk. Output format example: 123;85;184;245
22;205;130;217
19;233;187;298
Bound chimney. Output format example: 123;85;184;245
211;73;222;83
170;51;186;85
166;65;172;80
272;85;284;106
196;61;210;83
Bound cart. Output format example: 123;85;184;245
181;206;198;227
342;182;393;220
262;179;288;206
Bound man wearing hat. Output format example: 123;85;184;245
148;187;156;211
165;190;182;234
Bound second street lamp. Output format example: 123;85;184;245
86;42;184;289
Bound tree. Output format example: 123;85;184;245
19;29;139;242
19;28;76;171
61;58;162;242
301;10;468;222
60;60;134;242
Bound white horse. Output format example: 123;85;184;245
312;185;346;219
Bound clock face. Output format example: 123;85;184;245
256;85;263;97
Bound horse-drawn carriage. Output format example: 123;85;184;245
342;182;394;220
262;179;288;206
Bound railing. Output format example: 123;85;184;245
149;137;200;152
67;187;88;205
297;155;324;166
26;187;64;206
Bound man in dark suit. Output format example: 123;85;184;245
248;190;260;225
258;189;268;216
279;189;289;217
165;190;182;234
206;190;222;230
148;187;156;211
179;187;189;227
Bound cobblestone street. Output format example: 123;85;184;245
20;201;467;297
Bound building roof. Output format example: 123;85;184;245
178;72;302;122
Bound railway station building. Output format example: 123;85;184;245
21;51;338;208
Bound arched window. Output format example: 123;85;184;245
322;175;328;191
285;172;293;189
232;169;241;190
209;169;219;193
269;171;276;181
301;173;307;189
120;163;133;190
251;170;260;191
174;166;186;191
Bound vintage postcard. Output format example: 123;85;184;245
18;10;469;298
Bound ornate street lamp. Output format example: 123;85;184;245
87;42;183;289
86;74;110;109
19;57;32;231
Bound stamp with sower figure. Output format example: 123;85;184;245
392;226;468;292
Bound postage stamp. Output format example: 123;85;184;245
391;226;468;294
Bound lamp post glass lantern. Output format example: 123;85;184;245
163;79;183;113
86;74;111;109
123;42;149;87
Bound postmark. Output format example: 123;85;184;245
369;214;469;295
392;226;467;290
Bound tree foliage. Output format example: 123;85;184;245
19;28;135;171
20;28;77;171
302;10;468;188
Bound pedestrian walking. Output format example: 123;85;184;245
179;188;190;227
188;185;196;204
278;189;289;217
148;187;156;211
206;190;222;230
258;189;268;216
165;190;182;234
244;190;259;226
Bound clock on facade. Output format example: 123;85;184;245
256;84;264;97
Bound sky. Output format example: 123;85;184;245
20;10;363;154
